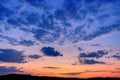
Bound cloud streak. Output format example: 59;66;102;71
43;66;60;69
78;59;105;64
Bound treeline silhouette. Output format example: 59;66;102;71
0;74;119;80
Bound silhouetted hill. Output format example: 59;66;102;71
0;74;119;80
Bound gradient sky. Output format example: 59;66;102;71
0;0;120;78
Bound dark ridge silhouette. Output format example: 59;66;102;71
0;74;119;80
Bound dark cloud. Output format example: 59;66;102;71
111;53;120;60
61;70;107;75
26;12;40;25
0;35;34;46
41;47;63;57
83;24;120;41
78;59;105;64
28;55;41;59
116;68;120;70
110;71;120;73
84;0;95;3
32;28;59;43
0;4;13;20
25;0;47;9
32;29;49;41
78;47;83;51
0;35;18;45
100;0;116;2
7;18;20;26
0;49;26;63
61;70;120;76
61;72;82;75
63;0;86;20
18;40;34;46
78;50;108;59
90;44;101;47
43;66;60;69
38;13;55;30
54;9;66;21
0;66;22;75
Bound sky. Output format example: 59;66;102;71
0;0;120;78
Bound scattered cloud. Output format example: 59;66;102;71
78;50;108;59
18;40;34;46
0;0;119;44
0;4;13;21
41;47;63;57
78;59;105;64
0;66;22;75
90;44;101;47
0;49;26;63
78;47;83;51
0;35;18;45
25;0;47;9
111;53;120;60
28;54;41;59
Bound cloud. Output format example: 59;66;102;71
32;29;49;41
83;24;120;41
61;70;107;75
0;35;18;45
0;66;22;75
54;9;66;21
78;50;108;59
43;66;60;69
110;71;120;73
25;0;47;9
25;12;40;25
78;59;105;64
41;47;63;57
116;68;120;70
28;54;41;59
63;0;86;20
0;4;13;20
78;47;83;51
7;18;20;26
0;0;120;45
0;35;34;46
61;70;119;76
111;53;120;60
61;72;82;75
18;40;34;46
90;44;101;47
0;49;26;63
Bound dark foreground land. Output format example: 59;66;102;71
0;74;119;80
